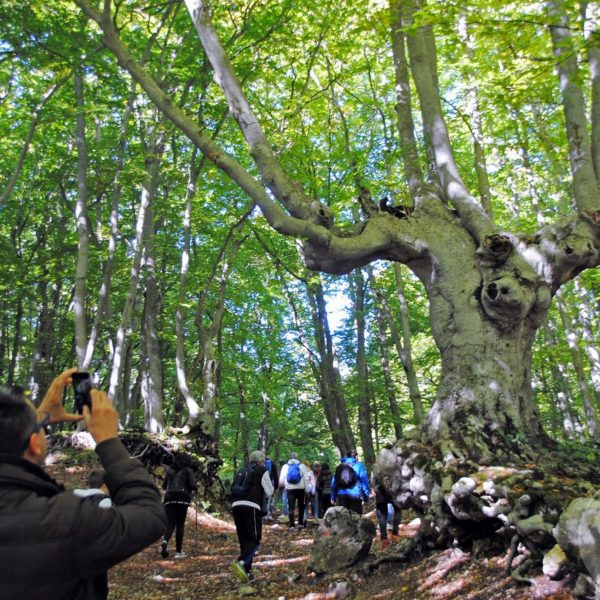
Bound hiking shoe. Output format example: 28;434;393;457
288;526;296;532
247;572;255;582
230;560;249;583
174;551;188;559
160;540;169;559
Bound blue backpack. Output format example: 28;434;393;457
286;462;302;484
264;458;273;475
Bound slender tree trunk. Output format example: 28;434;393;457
7;297;22;389
139;145;164;433
175;151;201;427
574;280;600;409
307;279;356;455
543;320;579;439
349;267;376;466
556;289;599;439
580;2;600;180
258;390;270;452
73;69;90;367
369;268;403;440
82;89;136;369
236;371;249;465
108;146;154;413
393;265;424;422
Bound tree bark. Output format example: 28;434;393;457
140;140;164;434
73;69;90;367
350;267;376;466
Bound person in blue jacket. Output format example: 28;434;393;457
331;450;370;515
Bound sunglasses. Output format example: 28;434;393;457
22;412;51;451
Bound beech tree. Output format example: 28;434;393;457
72;0;600;462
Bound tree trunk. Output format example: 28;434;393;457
368;267;403;440
556;289;599;439
140;146;164;433
350;267;376;466
73;69;90;367
393;265;424;422
574;279;600;409
307;278;356;455
236;371;249;466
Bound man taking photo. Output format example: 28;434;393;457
0;368;167;599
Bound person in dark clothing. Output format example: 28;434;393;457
230;450;274;583
0;369;166;600
375;482;401;547
316;462;333;517
160;457;197;559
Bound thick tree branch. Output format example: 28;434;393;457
184;0;327;225
74;0;431;275
403;3;496;243
390;0;424;202
547;0;600;212
0;74;71;205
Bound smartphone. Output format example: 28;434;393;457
72;372;92;414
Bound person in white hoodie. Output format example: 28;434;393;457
278;452;309;530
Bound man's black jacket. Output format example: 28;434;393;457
0;437;167;599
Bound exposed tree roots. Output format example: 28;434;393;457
370;438;600;592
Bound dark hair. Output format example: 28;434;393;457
0;387;37;456
346;450;357;458
88;469;106;489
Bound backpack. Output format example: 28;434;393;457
286;462;302;484
335;463;357;490
264;458;273;475
318;473;332;495
231;464;255;498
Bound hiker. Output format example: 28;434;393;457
331;450;370;515
303;460;317;523
373;475;401;548
309;462;321;518
0;369;166;600
230;450;274;583
316;462;333;517
263;453;278;520
73;469;113;508
160;456;198;559
279;459;289;516
278;451;309;530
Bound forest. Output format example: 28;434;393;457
1;0;600;597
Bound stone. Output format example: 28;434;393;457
309;506;376;574
542;544;567;579
554;496;600;594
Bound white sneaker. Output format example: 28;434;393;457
174;551;188;559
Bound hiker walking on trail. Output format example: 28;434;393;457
372;473;401;548
160;456;197;559
316;462;333;517
263;453;278;520
230;450;274;583
278;452;309;530
331;450;370;515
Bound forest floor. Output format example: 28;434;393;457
46;455;576;600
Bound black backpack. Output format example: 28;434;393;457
335;463;357;490
231;464;255;498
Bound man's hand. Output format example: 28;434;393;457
37;368;83;424
83;390;119;444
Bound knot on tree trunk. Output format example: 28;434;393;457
476;234;513;266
